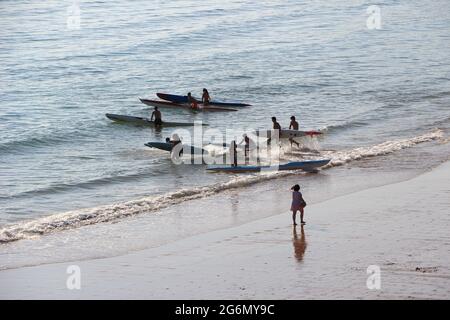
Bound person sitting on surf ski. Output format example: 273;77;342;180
165;137;175;146
166;134;183;157
291;184;307;226
171;133;181;145
289;116;300;148
165;133;181;146
150;107;162;127
166;134;182;158
202;88;210;106
187;92;199;110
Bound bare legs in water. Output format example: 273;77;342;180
292;207;305;226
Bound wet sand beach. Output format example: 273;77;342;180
1;161;449;299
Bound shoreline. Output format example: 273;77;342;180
1;145;447;272
0;128;445;244
1;160;449;299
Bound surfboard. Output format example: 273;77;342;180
254;129;322;139
206;159;330;173
157;93;251;108
145;142;208;154
139;98;238;112
106;113;206;127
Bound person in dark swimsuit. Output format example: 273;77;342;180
289;116;300;148
187;92;199;110
272;117;281;130
150;107;162;127
239;133;255;161
267;117;281;145
202;88;210;106
289;116;299;130
230;140;238;166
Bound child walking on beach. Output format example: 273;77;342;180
291;184;307;225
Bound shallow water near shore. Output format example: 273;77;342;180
1;160;449;299
1;139;449;270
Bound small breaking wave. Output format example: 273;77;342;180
323;129;444;167
0;171;289;244
320;120;369;134
0;129;444;244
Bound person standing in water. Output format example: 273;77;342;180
187;92;199;110
272;117;281;130
165;134;181;147
291;184;307;225
150;106;162;127
230;140;238;166
289;116;299;130
238;133;254;159
202;88;210;106
289;116;300;148
267;117;281;146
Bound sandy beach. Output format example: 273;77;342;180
1;160;449;299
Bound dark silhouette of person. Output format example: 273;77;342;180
272;116;281;130
289;116;300;148
150;106;162;127
202;88;210;106
230;140;237;166
292;225;307;263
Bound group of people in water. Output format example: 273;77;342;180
272;115;301;147
150;90;308;226
271;115;298;131
151;90;304;159
227;115;302;165
150;89;211;128
187;88;211;109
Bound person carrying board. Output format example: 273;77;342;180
267;117;281;146
272;117;281;130
289;116;300;148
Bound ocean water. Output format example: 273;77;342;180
1;0;450;266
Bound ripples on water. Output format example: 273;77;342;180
0;0;449;226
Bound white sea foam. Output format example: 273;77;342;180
0;129;444;243
323;129;444;168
